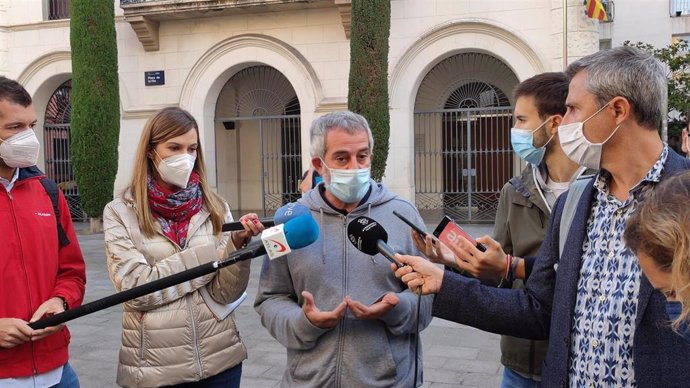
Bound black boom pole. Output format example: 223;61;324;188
29;242;265;330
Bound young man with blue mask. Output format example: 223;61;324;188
255;110;433;387
496;72;589;387
393;46;690;387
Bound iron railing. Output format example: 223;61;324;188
47;0;70;20
216;115;302;216
671;0;690;16
414;107;514;223
44;124;88;221
43;79;87;221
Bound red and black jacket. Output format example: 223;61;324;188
0;166;86;378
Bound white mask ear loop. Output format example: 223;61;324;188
586;102;621;146
600;124;622;145
586;102;611;122
580;102;612;142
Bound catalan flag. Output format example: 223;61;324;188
584;0;608;21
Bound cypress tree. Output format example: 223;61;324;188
348;0;391;180
70;0;120;230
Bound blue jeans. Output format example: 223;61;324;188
51;363;80;388
500;367;540;388
166;363;242;388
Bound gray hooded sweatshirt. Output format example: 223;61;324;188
255;180;433;387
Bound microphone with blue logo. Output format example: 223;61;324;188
30;203;319;330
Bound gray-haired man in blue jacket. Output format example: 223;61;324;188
394;46;690;388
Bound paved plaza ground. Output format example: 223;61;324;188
67;224;504;387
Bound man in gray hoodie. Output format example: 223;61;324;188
255;110;433;387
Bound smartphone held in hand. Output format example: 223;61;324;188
393;210;428;238
432;216;487;252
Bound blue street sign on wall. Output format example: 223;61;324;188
145;71;165;86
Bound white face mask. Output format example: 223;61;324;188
155;153;196;189
0;129;40;168
557;102;620;170
321;158;371;204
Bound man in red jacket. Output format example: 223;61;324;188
0;76;86;386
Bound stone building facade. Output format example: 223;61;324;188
1;0;600;221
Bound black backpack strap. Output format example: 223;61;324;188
40;178;70;247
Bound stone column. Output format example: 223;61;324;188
550;0;599;71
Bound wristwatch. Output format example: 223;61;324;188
58;296;69;311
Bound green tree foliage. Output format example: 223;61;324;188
625;40;690;152
70;0;120;221
348;0;391;180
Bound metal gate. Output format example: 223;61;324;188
43;80;87;221
256;115;302;215
414;107;513;223
220;115;302;216
217;65;303;216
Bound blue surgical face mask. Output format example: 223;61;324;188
320;158;371;204
665;300;690;343
510;117;554;165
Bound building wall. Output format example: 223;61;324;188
4;0;601;211
599;0;673;48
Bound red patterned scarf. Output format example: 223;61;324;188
148;172;203;247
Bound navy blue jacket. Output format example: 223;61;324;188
433;149;690;387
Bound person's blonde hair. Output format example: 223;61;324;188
625;170;690;330
128;107;225;237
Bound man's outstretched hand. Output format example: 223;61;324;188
302;291;347;329
346;293;399;320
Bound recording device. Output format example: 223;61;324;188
221;201;310;232
432;215;487;252
392;210;428;238
29;211;319;330
347;216;403;268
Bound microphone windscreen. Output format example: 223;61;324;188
347;216;388;255
282;213;320;249
274;202;311;225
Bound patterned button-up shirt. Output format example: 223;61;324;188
568;145;668;388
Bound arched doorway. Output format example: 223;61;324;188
215;65;302;216
414;52;518;222
43;79;86;221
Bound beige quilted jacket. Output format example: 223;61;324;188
103;195;249;387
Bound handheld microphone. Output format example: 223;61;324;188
29;213;320;330
261;211;320;260
221;202;310;232
347;216;403;268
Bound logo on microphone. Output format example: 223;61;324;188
266;239;287;253
284;202;296;217
261;224;292;260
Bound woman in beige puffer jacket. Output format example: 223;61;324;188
103;107;264;387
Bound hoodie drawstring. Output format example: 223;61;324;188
365;203;377;265
319;208;326;264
